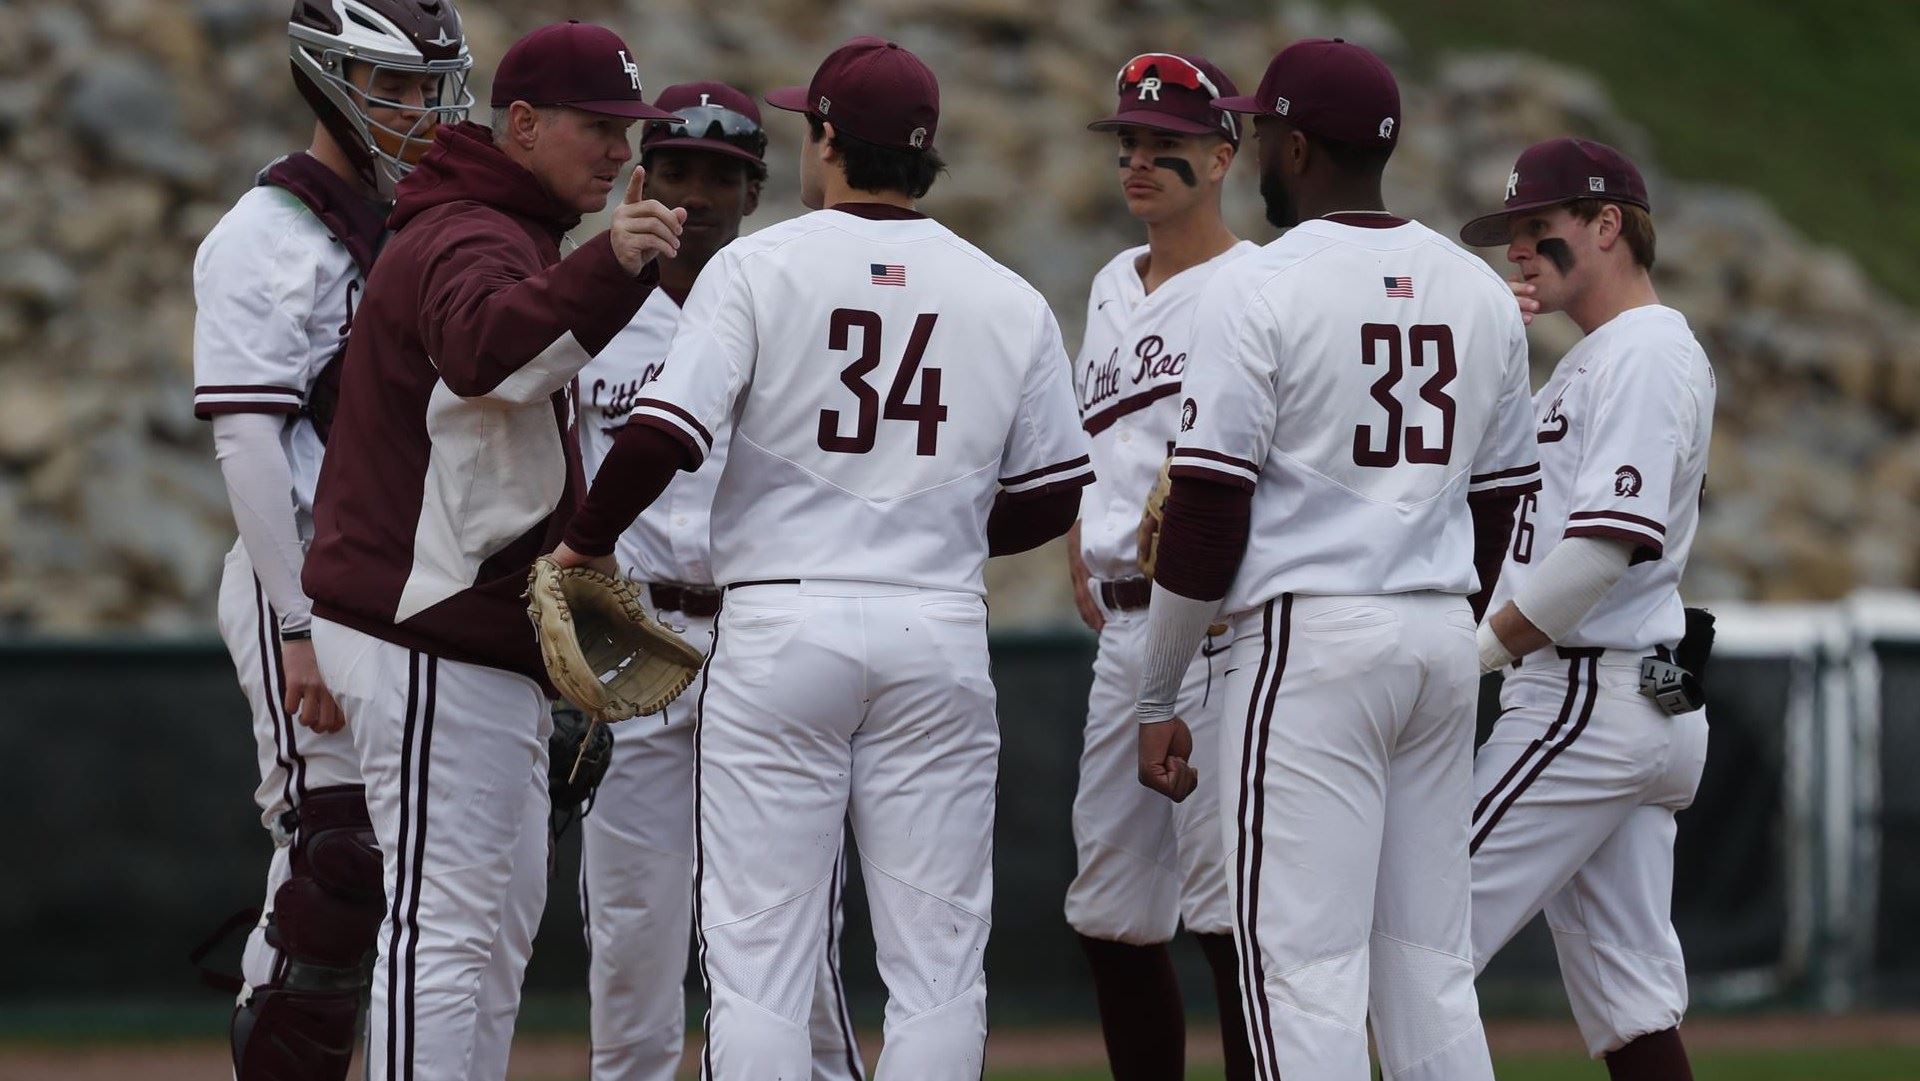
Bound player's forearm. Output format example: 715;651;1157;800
1134;585;1222;723
987;487;1081;556
1477;535;1633;670
429;233;658;401
1468;490;1522;621
561;422;688;557
212;412;312;631
1133;477;1251;721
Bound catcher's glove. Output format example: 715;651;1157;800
547;703;614;844
526;557;704;777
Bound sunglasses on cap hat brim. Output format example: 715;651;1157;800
647;103;768;161
1116;53;1222;97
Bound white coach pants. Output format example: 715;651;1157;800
1065;597;1234;943
1221;593;1493;1081
215;542;363;993
1470;651;1709;1057
696;582;997;1081
580;608;863;1081
313;618;551;1081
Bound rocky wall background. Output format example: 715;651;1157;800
1;0;1914;632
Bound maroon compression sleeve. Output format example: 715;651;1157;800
1468;490;1521;621
561;423;689;557
987;487;1081;557
1152;476;1251;602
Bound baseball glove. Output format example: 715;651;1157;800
1137;458;1173;578
526;556;704;739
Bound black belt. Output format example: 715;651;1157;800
1098;576;1152;612
649;582;723;618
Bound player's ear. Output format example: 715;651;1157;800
1594;202;1623;253
743;176;763;216
1209;138;1234;183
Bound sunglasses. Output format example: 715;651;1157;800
1115;53;1223;99
652;103;768;158
1112;53;1237;141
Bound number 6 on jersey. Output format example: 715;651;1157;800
818;308;948;455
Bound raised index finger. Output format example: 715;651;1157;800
624;165;646;205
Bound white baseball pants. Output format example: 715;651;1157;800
1470;649;1710;1057
695;581;997;1080
1066;595;1234;943
216;542;362;991
579;607;863;1081
313;617;550;1081
1221;592;1493;1081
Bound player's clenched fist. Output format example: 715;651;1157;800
610;166;688;277
1138;715;1199;802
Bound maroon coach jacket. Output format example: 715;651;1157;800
303;121;655;683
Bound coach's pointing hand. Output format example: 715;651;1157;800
1139;716;1199;802
611;166;688;277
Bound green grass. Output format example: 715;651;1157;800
990;1045;1920;1080
1326;0;1920;306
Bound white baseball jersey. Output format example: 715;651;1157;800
192;184;360;538
1486;304;1715;652
577;287;730;586
1171;215;1541;613
1075;241;1258;580
627;206;1094;594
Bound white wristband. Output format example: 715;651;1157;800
1477;621;1515;675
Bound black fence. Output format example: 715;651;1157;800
0;624;1881;1029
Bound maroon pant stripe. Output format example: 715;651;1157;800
385;651;420;1081
1471;655;1598;856
691;631;719;1081
1234;595;1292;1081
1472;658;1584;825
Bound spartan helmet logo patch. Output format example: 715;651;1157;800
1180;397;1197;432
1378;116;1395;139
1614;465;1643;498
1506;171;1520;200
818;96;831;114
909;127;927;148
617;50;641;91
1138;76;1163;102
1589;176;1607;192
1274;96;1291;116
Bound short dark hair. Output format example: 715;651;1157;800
807;114;946;199
1566;198;1656;269
1307;131;1393;176
641;146;769;185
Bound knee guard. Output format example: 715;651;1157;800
232;785;384;1081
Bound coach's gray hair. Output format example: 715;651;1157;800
488;103;562;141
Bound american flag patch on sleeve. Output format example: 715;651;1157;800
1383;275;1414;298
870;263;907;286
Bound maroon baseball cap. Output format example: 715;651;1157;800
1089;53;1241;145
1216;38;1400;147
642;82;767;167
490;21;676;121
764;36;939;152
1459;137;1651;246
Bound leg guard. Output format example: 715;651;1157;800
233;785;384;1081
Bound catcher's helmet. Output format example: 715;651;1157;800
289;0;474;194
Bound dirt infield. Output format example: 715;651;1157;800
6;1013;1920;1081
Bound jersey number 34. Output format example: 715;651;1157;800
1354;322;1457;468
818;308;948;456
